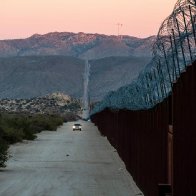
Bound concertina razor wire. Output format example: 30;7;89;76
91;0;196;114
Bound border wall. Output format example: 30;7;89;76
91;61;196;196
173;61;196;195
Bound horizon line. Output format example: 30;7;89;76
0;31;156;41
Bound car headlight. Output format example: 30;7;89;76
79;126;81;128
73;126;75;128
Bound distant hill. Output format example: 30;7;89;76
0;32;154;100
0;32;155;59
0;56;84;99
89;56;151;100
0;92;81;114
0;55;151;100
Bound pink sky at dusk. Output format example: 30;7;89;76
0;0;177;40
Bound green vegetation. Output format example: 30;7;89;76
0;113;64;167
0;133;8;168
62;112;80;122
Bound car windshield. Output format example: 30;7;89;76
74;124;81;126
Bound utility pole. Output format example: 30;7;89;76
116;23;123;40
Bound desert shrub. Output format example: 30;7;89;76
0;140;8;168
0;113;64;167
0;113;64;143
63;112;79;122
0;115;30;143
0;127;8;167
2;127;24;144
30;114;64;131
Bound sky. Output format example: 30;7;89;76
0;0;177;40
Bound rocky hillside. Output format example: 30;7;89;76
0;92;81;114
89;56;151;100
0;55;151;100
0;32;155;59
0;56;84;99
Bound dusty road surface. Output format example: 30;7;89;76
0;121;143;196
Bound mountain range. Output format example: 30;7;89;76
0;32;154;100
0;32;155;59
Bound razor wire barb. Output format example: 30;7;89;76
91;0;196;114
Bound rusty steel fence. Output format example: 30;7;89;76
91;100;169;196
91;61;196;196
90;1;195;195
172;60;196;196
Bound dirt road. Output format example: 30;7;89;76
0;121;143;196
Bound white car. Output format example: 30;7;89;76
73;123;82;131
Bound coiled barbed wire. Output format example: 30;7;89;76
91;0;196;114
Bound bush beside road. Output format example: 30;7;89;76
0;113;64;167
